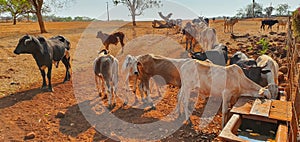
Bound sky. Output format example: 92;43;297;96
50;0;300;21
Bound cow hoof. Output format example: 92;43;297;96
47;88;54;92
107;104;115;110
150;106;156;110
41;86;47;90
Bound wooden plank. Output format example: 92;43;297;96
275;124;288;142
269;100;292;122
218;114;246;142
230;97;255;115
249;99;272;117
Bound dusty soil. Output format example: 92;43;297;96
0;19;290;141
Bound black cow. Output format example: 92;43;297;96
190;44;228;66
14;35;71;92
261;20;279;31
229;51;269;85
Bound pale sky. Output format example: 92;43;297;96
50;0;300;21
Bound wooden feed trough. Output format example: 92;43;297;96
218;96;293;141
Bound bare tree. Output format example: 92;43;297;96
28;0;73;33
264;6;274;17
113;0;162;26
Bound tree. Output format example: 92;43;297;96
264;6;274;17
276;4;290;16
28;0;47;33
113;0;162;26
28;0;72;33
0;0;31;25
235;2;263;18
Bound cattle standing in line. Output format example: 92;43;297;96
190;44;228;66
175;59;272;127
261;19;279;31
136;54;192;109
93;49;119;108
14;35;71;92
96;31;125;53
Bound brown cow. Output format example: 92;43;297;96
136;54;192;109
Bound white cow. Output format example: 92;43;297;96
256;54;279;99
93;50;119;108
176;59;272;127
194;22;218;51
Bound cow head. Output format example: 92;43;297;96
258;88;272;99
14;35;41;55
122;55;138;75
96;31;104;38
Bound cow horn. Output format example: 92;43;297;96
24;35;32;45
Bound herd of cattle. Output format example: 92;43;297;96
12;17;285;128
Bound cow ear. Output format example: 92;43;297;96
24;35;32;45
37;36;46;43
122;55;132;72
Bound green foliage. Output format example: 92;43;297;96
257;38;269;55
0;0;32;24
235;2;263;18
264;6;274;17
276;4;290;16
292;7;300;37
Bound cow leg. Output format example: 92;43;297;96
62;56;71;82
185;39;188;51
40;69;47;90
47;66;54;92
221;90;231;128
145;80;155;109
95;75;102;96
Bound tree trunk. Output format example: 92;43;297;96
36;10;47;33
13;16;17;25
131;15;136;26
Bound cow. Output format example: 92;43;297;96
122;55;139;103
190;44;228;66
14;35;71;92
224;18;239;33
194;21;218;51
256;55;279;99
96;31;125;53
175;59;272;127
182;22;197;51
136;54;192;109
93;49;119;108
261;20;279;31
230;51;267;85
277;19;288;31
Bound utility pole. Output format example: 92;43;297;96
252;0;255;18
106;2;110;21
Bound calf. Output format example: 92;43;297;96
93;50;119;108
136;54;192;108
190;44;228;66
176;60;271;127
261;20;279;31
14;35;71;92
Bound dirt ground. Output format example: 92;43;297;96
0;19;291;141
